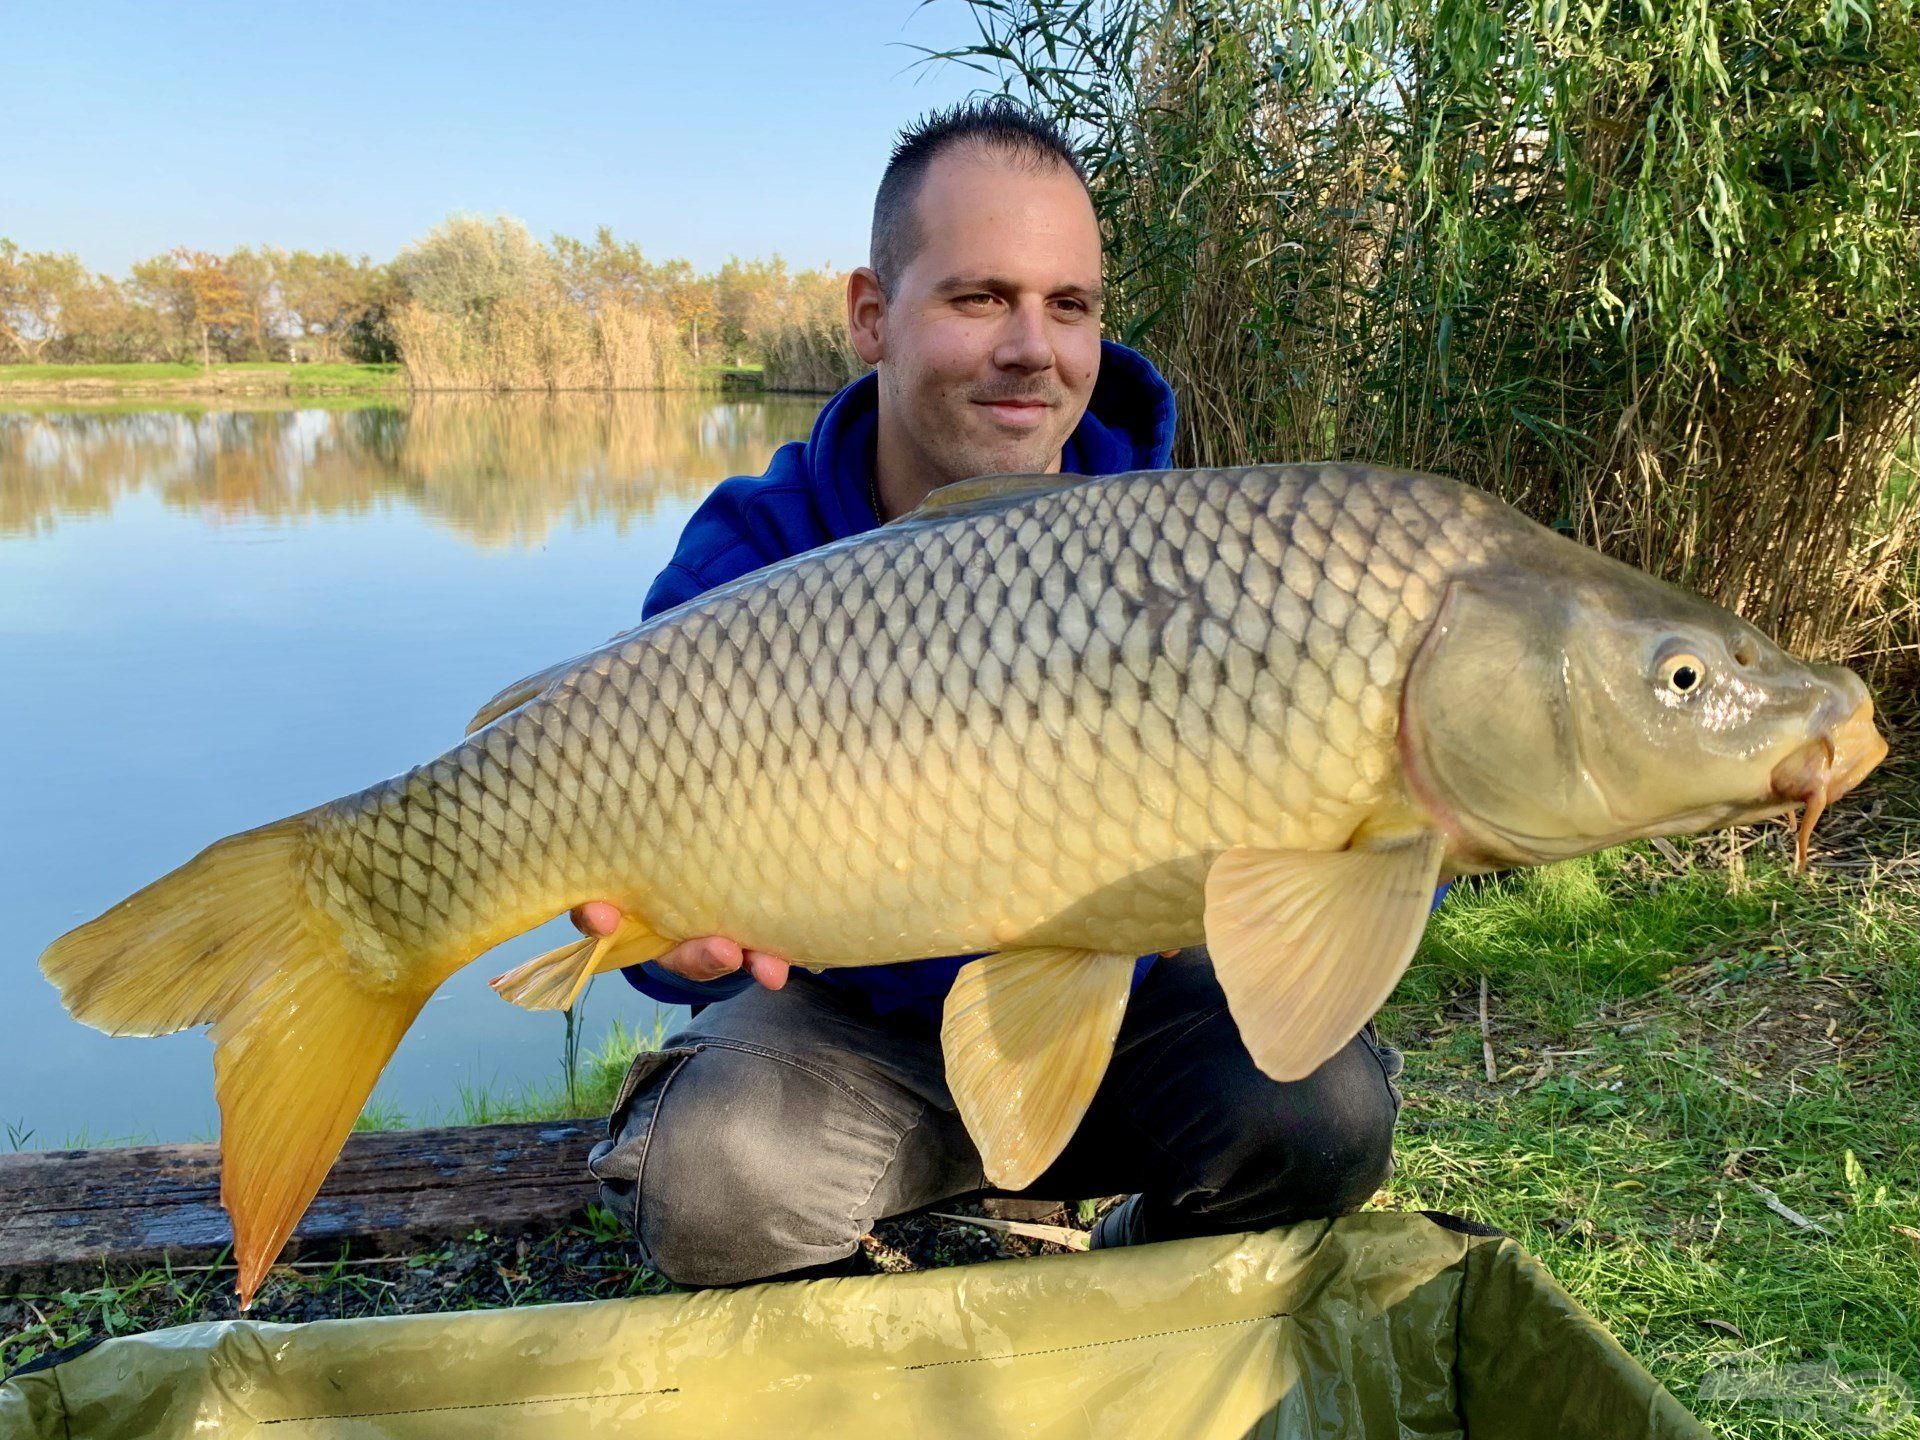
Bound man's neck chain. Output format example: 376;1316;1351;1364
867;469;886;525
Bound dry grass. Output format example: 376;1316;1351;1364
392;296;691;393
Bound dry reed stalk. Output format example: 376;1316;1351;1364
394;294;693;394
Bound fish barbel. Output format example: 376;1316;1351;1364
41;463;1886;1304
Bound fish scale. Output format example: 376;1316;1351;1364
295;463;1488;982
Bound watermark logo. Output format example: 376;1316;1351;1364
1698;1356;1914;1435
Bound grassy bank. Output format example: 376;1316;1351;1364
6;751;1917;1435
0;361;833;400
351;1016;665;1134
1382;837;1920;1435
0;361;404;398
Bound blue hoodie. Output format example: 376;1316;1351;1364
623;340;1179;1017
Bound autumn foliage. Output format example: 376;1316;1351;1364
0;217;865;394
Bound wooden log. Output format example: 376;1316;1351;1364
0;1120;603;1283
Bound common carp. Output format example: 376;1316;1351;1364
42;463;1885;1305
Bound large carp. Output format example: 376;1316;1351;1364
43;463;1885;1305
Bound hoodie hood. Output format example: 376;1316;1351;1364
805;339;1180;540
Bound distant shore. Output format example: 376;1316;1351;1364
0;361;406;399
0;362;806;401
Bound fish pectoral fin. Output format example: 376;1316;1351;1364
940;948;1137;1190
1204;832;1446;1083
489;919;672;1011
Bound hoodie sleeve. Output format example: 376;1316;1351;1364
639;476;794;622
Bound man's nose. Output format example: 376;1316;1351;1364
992;299;1054;372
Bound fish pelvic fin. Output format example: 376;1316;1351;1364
1204;831;1446;1084
941;948;1137;1190
489;920;672;1011
39;815;433;1309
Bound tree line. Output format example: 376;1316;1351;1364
0;215;865;392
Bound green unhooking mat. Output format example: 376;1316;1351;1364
0;1211;1708;1438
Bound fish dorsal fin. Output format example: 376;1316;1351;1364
941;948;1137;1189
465;655;586;736
883;472;1089;529
1204;832;1446;1082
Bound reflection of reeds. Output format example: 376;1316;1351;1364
393;392;818;545
392;297;693;393
0;395;821;547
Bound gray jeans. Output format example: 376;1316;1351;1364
587;948;1404;1286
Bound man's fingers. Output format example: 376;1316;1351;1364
743;950;790;990
677;936;744;980
645;934;791;986
570;901;622;937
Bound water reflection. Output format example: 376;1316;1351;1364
0;394;821;1148
0;392;824;545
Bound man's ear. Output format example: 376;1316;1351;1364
847;267;887;365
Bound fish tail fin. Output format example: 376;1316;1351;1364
39;816;429;1308
489;921;673;1011
214;958;424;1308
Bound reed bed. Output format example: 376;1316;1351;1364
391;296;690;394
942;0;1920;684
752;272;869;393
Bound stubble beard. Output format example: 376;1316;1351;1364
936;386;1075;483
882;364;1075;490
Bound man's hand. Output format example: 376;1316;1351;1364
569;901;790;990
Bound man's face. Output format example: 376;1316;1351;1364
857;146;1103;487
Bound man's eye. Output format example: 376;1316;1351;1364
955;293;994;309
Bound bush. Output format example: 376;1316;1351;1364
390;216;691;391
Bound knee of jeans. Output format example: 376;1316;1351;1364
1298;1061;1399;1213
1316;1089;1398;1212
1209;1046;1400;1218
629;1045;895;1287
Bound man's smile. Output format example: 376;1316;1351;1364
972;396;1055;427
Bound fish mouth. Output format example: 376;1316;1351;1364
1769;698;1889;872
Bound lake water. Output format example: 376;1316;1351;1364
0;392;824;1148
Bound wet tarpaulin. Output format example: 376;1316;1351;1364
0;1211;1708;1438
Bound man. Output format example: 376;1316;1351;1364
580;100;1406;1287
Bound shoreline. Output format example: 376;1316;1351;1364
0;362;824;402
0;362;405;401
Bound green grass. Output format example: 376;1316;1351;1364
0;394;404;419
0;361;404;393
1375;832;1920;1437
690;361;765;389
352;1015;665;1132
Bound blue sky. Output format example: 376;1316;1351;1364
1;0;992;276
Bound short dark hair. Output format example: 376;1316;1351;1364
870;98;1089;297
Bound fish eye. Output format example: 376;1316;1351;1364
1658;651;1707;697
